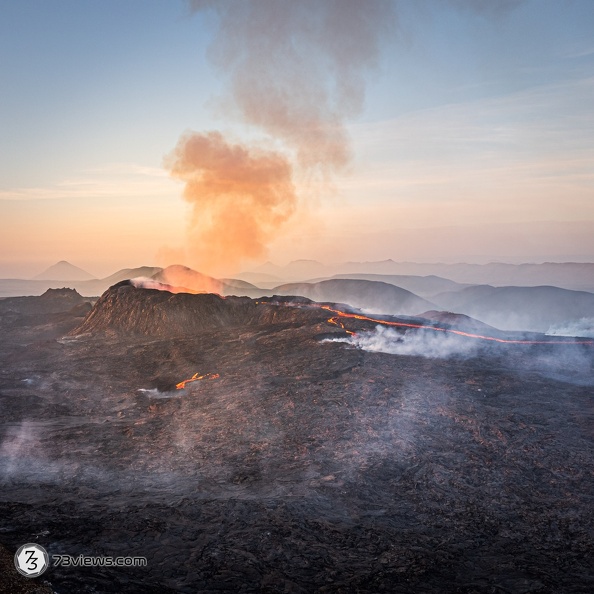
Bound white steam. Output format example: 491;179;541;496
546;318;594;339
137;388;180;399
0;420;107;484
130;277;174;291
0;420;37;477
329;326;479;359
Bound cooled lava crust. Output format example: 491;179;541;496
0;284;592;593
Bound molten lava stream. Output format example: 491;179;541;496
176;372;220;390
320;306;593;346
328;316;355;335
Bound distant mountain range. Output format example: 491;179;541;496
33;260;96;281
273;279;435;317
306;273;470;300
5;259;594;294
0;265;163;298
0;264;264;299
431;285;594;332
250;260;594;293
2;260;594;334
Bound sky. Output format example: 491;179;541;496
0;0;593;278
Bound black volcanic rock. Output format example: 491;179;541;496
68;301;93;317
0;544;54;594
70;282;329;337
0;287;87;315
40;287;81;300
1;279;594;593
0;288;92;341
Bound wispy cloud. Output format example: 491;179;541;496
353;77;594;156
563;45;594;59
0;163;177;201
339;76;594;218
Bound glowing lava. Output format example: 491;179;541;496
319;306;594;345
176;372;220;390
327;316;355;336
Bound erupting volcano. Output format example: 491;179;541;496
1;280;593;593
3;0;594;591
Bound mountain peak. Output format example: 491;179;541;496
33;261;96;281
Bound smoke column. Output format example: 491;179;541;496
165;0;396;275
165;131;297;275
189;0;396;172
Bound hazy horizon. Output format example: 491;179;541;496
1;0;593;278
3;254;594;285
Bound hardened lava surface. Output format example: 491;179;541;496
0;286;592;593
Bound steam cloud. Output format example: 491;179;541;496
546;318;594;339
166;0;396;274
131;266;224;294
331;325;593;386
331;325;480;359
0;420;37;477
130;277;191;293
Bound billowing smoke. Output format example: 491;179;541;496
189;0;395;172
165;132;297;276
330;325;480;359
167;0;523;275
166;0;396;275
132;265;225;294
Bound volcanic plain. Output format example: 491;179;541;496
0;284;593;593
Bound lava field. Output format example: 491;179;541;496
0;286;593;593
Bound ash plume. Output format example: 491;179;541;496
189;0;395;172
165;132;296;276
167;0;522;275
166;0;396;275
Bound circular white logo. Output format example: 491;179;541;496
14;543;49;578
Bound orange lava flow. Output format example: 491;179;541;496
320;306;594;346
327;316;355;335
176;372;220;390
